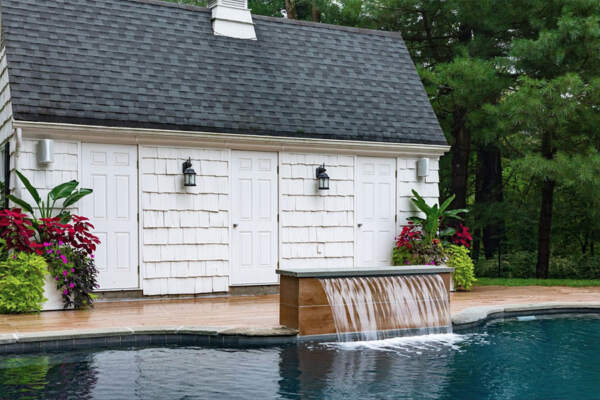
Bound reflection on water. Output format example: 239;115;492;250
1;317;600;400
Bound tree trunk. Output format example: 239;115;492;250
285;0;297;19
477;145;504;259
450;109;469;209
536;179;555;278
536;130;555;279
311;1;321;22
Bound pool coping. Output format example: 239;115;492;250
2;302;600;354
451;302;600;331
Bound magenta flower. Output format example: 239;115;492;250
63;289;69;295
90;254;95;259
58;240;64;246
55;276;59;281
46;250;53;255
71;268;75;273
61;255;68;264
43;242;51;247
69;283;75;288
62;270;68;276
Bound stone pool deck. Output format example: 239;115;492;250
1;285;599;350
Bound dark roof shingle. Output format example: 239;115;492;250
0;0;447;145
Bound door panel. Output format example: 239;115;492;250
231;151;278;285
81;143;139;290
357;157;396;266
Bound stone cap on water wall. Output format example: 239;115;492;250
276;265;454;278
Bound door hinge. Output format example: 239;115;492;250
395;170;398;178
277;213;280;222
277;165;279;174
137;212;140;222
395;214;398;222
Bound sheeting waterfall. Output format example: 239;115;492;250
320;274;451;341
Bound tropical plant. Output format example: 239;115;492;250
0;252;48;313
446;244;476;291
8;171;92;222
408;190;468;244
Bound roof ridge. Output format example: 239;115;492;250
121;0;403;39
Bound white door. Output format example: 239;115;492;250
356;157;397;266
231;151;278;285
81;143;139;290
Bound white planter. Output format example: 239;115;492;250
42;275;65;311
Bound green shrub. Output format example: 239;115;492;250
475;251;536;278
475;251;600;279
447;245;476;291
0;252;48;313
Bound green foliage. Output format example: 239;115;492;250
0;252;48;313
408;190;468;243
8;171;92;222
446;244;476;291
476;251;600;280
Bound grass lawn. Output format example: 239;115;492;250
475;277;600;287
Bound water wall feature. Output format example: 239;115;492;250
278;266;453;339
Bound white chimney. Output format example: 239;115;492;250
208;0;256;40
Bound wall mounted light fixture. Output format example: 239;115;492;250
417;157;429;178
37;139;54;165
182;157;197;187
315;164;330;191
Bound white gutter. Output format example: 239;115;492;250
13;120;451;157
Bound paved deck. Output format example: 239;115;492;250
1;286;599;335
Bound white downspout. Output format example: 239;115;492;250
13;127;22;197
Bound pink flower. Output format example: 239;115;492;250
63;289;69;295
43;242;51;247
55;277;59;281
58;240;64;246
90;254;95;259
46;250;53;255
62;270;68;276
69;283;75;288
71;268;75;273
60;255;68;264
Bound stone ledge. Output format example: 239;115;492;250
277;265;454;278
452;302;600;330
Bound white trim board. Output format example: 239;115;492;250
14;120;450;158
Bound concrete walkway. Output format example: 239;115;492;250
1;285;599;335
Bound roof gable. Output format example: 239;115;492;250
0;0;447;145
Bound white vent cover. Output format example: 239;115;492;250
209;0;256;40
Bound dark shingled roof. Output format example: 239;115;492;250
0;0;447;145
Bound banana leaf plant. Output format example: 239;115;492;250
8;170;93;223
407;190;468;244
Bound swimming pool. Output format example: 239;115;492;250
1;315;599;399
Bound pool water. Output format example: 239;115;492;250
1;316;600;400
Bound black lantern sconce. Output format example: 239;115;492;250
315;164;330;191
182;157;196;187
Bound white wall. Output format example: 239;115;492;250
10;138;79;210
140;146;230;295
12;134;442;295
279;153;355;268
